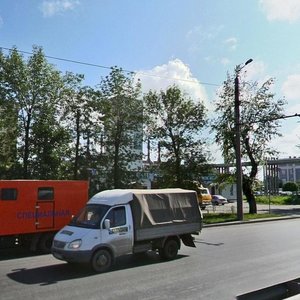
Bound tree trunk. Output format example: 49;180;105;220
74;109;80;180
23;110;32;179
243;175;257;214
113;140;121;188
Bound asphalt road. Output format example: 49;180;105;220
1;219;300;300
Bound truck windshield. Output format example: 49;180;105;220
200;188;209;194
69;204;109;229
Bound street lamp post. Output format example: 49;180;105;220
234;58;253;221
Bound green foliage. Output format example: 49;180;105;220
283;182;298;192
0;50;19;178
212;74;285;163
203;213;282;224
98;67;143;189
143;85;210;187
0;48;145;188
0;46;212;190
211;71;286;213
61;73;103;180
256;194;300;205
0;47;69;178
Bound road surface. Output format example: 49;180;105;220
1;219;300;299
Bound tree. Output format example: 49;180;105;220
283;182;298;192
143;85;210;187
1;46;69;179
212;71;286;213
61;72;103;180
29;102;71;179
0;51;18;178
98;67;143;189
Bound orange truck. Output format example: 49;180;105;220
197;186;212;209
0;180;89;252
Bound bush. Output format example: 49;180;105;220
256;195;300;205
283;182;298;192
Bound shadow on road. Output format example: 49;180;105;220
7;263;88;285
6;252;187;285
194;238;224;247
0;247;44;261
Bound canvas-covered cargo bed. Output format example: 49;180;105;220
129;189;202;241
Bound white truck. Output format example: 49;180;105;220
51;188;203;272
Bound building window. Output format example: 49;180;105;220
296;169;300;182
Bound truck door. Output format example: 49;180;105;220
101;205;133;257
35;187;55;229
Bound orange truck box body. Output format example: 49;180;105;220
0;180;89;237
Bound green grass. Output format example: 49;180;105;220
203;213;282;224
256;195;300;205
202;195;300;224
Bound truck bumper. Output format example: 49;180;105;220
51;247;92;264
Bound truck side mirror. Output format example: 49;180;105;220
104;219;111;229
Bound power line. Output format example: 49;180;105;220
240;113;300;126
1;46;112;70
0;46;220;87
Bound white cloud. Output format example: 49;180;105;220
40;0;80;17
224;37;237;51
135;59;210;109
282;74;300;101
242;60;266;81
259;0;300;22
186;25;224;41
186;25;224;54
270;124;300;158
220;57;230;66
286;103;300;115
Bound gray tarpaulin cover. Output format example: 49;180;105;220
129;189;202;230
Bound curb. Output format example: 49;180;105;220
203;215;300;228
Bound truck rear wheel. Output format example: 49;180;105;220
159;239;179;260
91;249;112;273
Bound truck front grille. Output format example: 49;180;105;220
53;240;66;249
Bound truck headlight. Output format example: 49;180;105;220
68;239;82;249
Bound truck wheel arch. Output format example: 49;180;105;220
166;236;181;249
153;236;181;250
91;244;115;259
159;237;180;260
91;248;114;273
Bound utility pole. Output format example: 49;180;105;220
234;58;253;221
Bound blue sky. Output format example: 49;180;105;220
1;0;300;162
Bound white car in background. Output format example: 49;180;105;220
212;195;228;205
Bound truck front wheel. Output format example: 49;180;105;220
91;249;112;273
159;239;179;260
